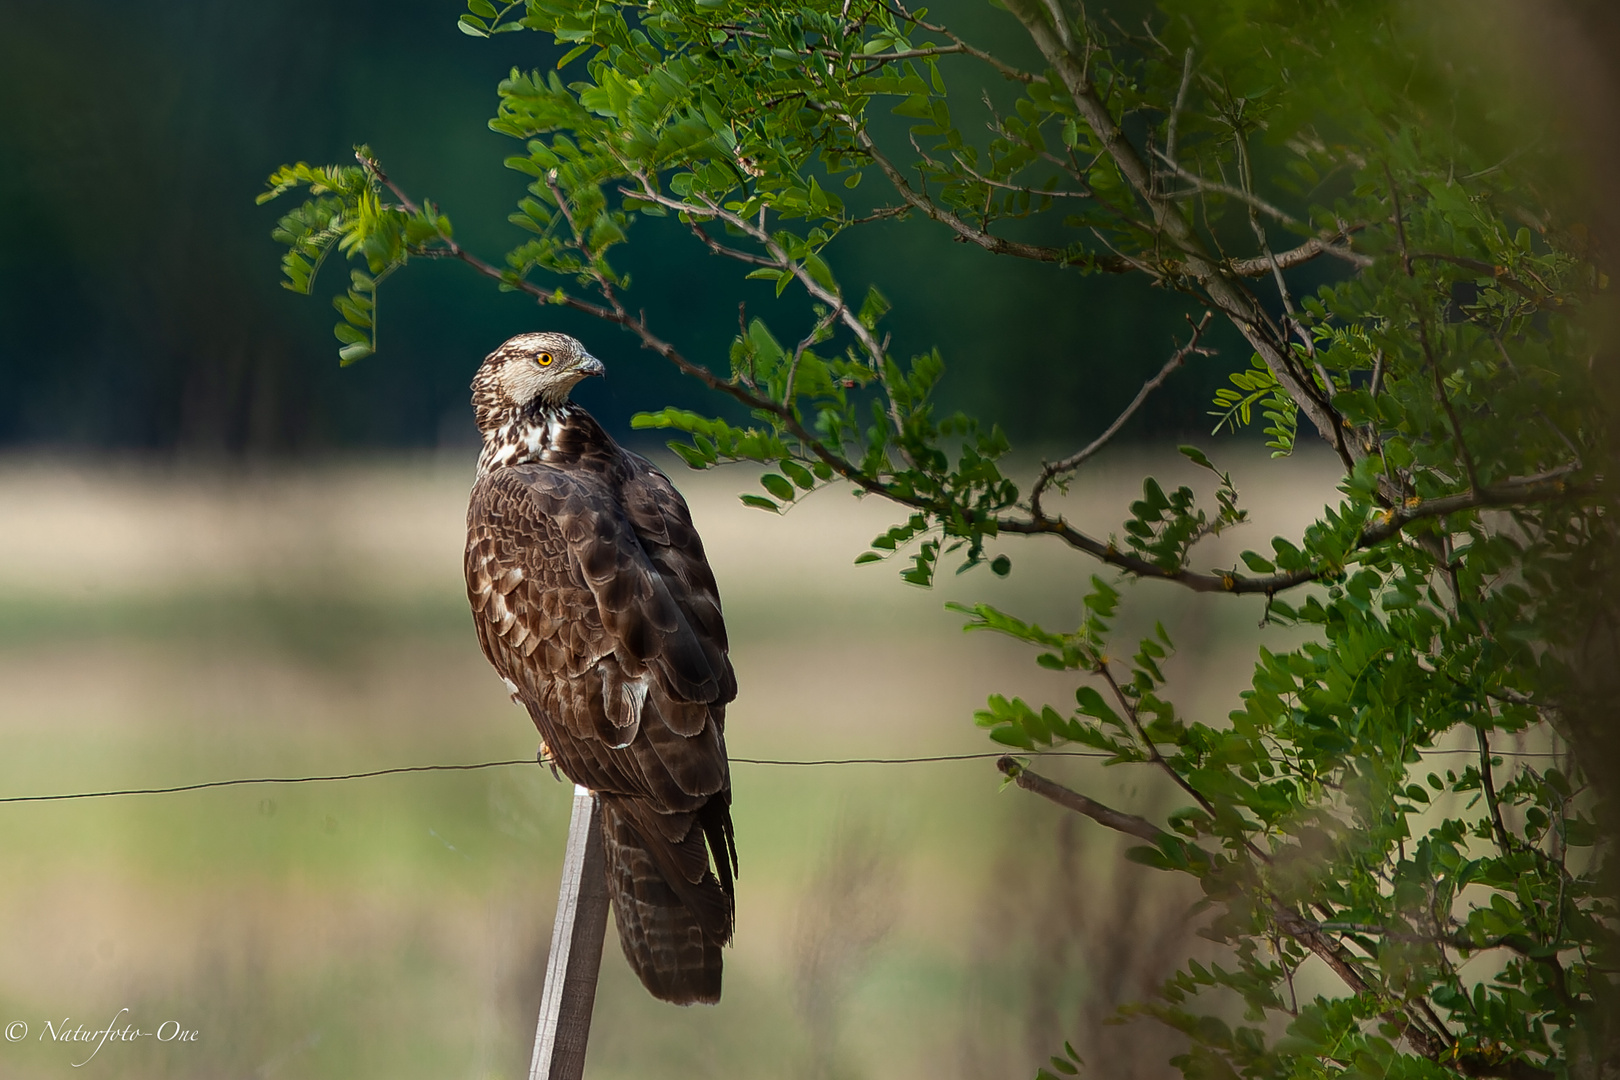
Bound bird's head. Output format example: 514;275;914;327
471;332;604;432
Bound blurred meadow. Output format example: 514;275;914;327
4;0;1614;1076
0;445;1343;1080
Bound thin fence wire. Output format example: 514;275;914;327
0;747;1562;805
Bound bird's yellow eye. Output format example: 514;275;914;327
537;352;554;367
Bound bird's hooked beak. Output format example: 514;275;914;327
574;352;605;379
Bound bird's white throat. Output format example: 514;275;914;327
476;404;572;476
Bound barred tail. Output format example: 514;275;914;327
599;795;735;1005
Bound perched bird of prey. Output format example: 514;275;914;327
464;332;737;1005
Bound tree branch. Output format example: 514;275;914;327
682;219;780;267
1095;662;1222;819
360;153;901;496
1030;311;1212;518
1157;149;1303;228
996;758;1447;1062
1227;232;1373;276
1002;466;1591;595
1388;165;1481;495
1477;726;1514;855
997;756;1168;843
1162;47;1194;187
1410;251;1542;302
878;0;1044;84
854;127;1119;268
365;156;1594;605
998;0;1357;472
622;177;916;451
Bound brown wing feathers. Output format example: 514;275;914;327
465;437;737;1005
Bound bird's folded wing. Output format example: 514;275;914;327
465;464;728;803
618;451;737;705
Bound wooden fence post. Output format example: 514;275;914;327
528;785;610;1080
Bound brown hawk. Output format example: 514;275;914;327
464;331;737;1005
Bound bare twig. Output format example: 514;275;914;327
1163;48;1194;183
683;219;779;267
1030;312;1212;517
1157;149;1302;228
997;757;1167;843
879;0;1044;84
1477;727;1514;854
950;151;1093;200
1226;232;1372;276
845;204;910;227
854;127;1105;267
1385;161;1413;276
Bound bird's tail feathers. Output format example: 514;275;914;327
599;795;731;1005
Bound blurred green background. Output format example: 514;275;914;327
0;0;1225;455
0;448;1342;1079
0;3;1263;1076
3;0;1615;1077
0;5;1278;1072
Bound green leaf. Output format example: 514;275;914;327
1075;685;1121;725
333;322;368;346
1179;445;1216;471
780;460;816;489
338;341;373;365
1124;845;1176;871
802;252;836;291
556;43;592;68
669;442;710;469
759;473;796;501
859;286;891;329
